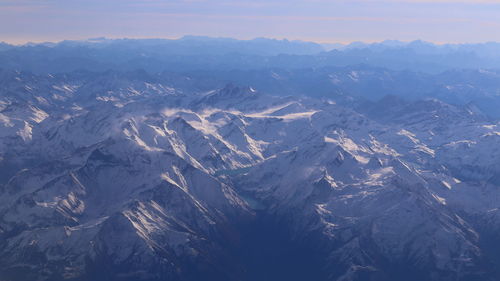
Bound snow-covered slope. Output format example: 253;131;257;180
1;71;500;281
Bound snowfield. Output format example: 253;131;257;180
1;71;500;281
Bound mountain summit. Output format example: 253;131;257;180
1;69;500;280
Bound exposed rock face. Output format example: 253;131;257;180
1;71;500;281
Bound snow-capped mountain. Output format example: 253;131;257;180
1;70;500;281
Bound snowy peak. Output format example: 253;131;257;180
1;72;500;281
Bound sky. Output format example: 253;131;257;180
2;0;500;44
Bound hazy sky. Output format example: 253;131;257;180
2;0;500;44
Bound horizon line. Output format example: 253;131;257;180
2;35;500;47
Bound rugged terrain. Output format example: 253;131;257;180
0;68;500;281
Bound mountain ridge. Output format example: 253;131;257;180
1;70;500;280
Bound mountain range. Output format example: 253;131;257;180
4;37;500;73
1;38;500;281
